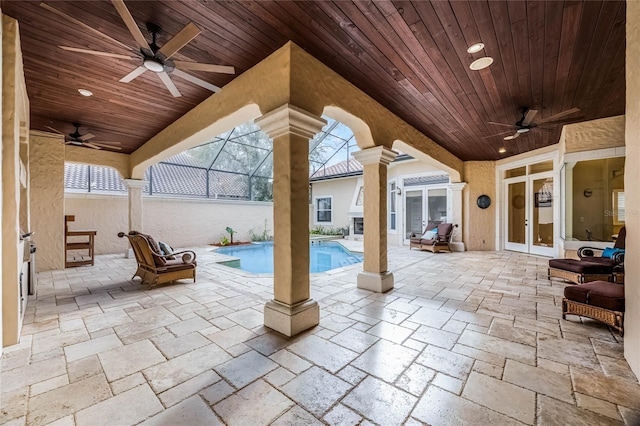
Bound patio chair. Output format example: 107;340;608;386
548;226;625;284
118;231;197;287
410;223;456;253
562;280;625;336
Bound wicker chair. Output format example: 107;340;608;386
410;223;456;253
548;227;625;284
562;280;625;336
118;231;196;287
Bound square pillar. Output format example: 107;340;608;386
256;104;326;336
352;146;397;292
123;179;147;258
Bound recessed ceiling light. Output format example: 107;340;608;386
469;57;493;70
499;147;506;153
78;89;93;97
504;135;517;141
467;43;485;54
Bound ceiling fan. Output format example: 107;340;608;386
47;123;123;151
41;0;235;97
486;107;581;140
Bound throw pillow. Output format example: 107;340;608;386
602;247;624;258
421;230;437;240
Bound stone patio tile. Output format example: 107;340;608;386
598;354;637;378
110;372;147;394
272;406;322;425
452;343;505;367
0;387;28;424
488;321;537;346
571;366;640;408
619;407;640;425
351;339;418;382
592;339;625;359
451;310;493;328
330;327;379;352
166;316;212;337
141;395;222;425
288;335;358;373
214;380;294;424
30;374;69;396
199;380;235;406
336;365;368;385
410;325;459;349
158;370;221;407
472;360;503;379
83;310;132;333
32;328;89;355
98;339;165;382
76;384;163;425
205;324;257;349
215;350;278;388
153;332;210;359
537;334;600;370
113;306;180;338
67;355;103;382
1;356;67;393
320;313;356;333
354;304;409;325
365;321;413;344
503;359;573;403
462;371;535;424
281;366;351;416
245;332;292;356
269;349;312;374
264;367;296;387
343;376;416;425
26;374;112;426
323;404;362;426
458;330;535;364
143;343;231;393
431;372;464;394
64;333;122;362
396;363;435;396
416;345;473;379
407;307;452;328
575;393;623;421
537;395;623;426
225;307;263;329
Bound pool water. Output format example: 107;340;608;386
216;241;363;273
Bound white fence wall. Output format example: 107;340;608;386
65;193;274;255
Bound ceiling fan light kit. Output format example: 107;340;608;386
143;57;164;73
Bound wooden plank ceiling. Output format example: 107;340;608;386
1;0;626;161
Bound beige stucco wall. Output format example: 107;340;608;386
625;0;640;380
562;115;625;153
64;194;274;255
30;131;65;271
462;161;496;250
310;177;358;231
2;14;28;346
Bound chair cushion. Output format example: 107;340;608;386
579;257;616;267
564;281;625;312
421;230;437;240
437;223;453;240
549;259;612;274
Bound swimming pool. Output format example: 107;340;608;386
215;241;363;273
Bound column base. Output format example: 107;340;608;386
264;299;319;337
357;271;394;293
124;248;134;259
450;242;465;252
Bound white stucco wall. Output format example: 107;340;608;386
64;193;274;255
309;177;358;230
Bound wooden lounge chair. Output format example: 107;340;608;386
410;223;456;253
118;231;196;287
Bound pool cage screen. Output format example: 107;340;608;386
64;117;361;200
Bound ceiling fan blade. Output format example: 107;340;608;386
157;72;182;97
90;142;123;150
482;130;515;139
503;133;520;141
487;121;514;128
46;126;65;135
58;46;138;60
78;133;95;141
537;116;586;126
120;66;147;83
64;141;74;145
40;3;132;52
158;22;201;59
111;0;151;51
172;69;221;93
535;107;580;125
174;61;235;74
522;109;538;126
90;140;122;145
83;142;103;150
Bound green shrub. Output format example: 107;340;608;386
220;236;230;246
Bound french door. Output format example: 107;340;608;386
404;188;448;241
504;172;555;256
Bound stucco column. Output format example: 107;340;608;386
124;179;147;258
256;104;326;337
353;146;397;292
449;182;466;252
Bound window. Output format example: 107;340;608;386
389;182;396;230
613;190;625;225
315;197;332;224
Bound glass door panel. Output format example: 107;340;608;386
530;175;555;256
507;181;527;246
405;190;424;239
427;189;447;224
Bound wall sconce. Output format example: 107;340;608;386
396;187;402;196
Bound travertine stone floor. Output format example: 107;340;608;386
2;245;639;425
